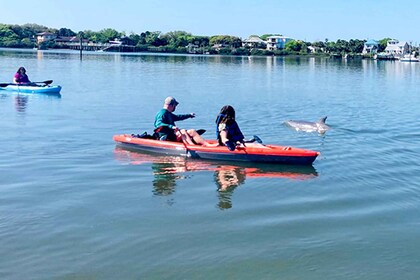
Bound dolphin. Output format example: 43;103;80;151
284;116;330;134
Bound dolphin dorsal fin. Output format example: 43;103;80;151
318;116;327;124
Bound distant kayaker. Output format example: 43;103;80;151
216;105;245;151
13;67;31;84
154;96;210;145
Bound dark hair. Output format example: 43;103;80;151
216;105;236;125
17;67;26;73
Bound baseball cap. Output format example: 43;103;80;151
164;96;179;106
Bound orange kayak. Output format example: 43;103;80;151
113;134;319;165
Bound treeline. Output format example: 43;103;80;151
284;38;390;55
0;23;389;55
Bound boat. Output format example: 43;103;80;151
0;83;62;94
0;83;61;94
399;53;419;62
374;53;397;60
113;134;320;165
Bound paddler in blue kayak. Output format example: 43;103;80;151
154;96;210;145
13;67;31;84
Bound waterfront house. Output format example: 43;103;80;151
384;39;409;56
266;36;292;50
54;36;79;44
242;36;266;49
54;36;89;48
187;43;200;54
308;46;324;53
211;43;229;51
36;32;57;44
362;39;379;54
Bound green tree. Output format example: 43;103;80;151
0;24;20;47
128;32;141;45
209;35;241;48
81;30;94;42
260;34;282;40
348;39;365;53
161;31;192;48
378;38;391;52
325;41;336;53
285;40;303;52
97;28;122;43
11;25;34;39
190;36;209;47
335;39;349;53
142;31;163;46
57;28;76;37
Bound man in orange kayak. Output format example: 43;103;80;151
154;96;210;145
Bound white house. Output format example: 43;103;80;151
266;36;292;50
242;36;266;48
36;32;57;44
384;39;409;56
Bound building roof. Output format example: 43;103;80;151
54;36;79;42
365;39;379;46
266;35;291;39
243;36;265;43
37;32;56;36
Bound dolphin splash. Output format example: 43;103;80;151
284;116;330;134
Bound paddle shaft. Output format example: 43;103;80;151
0;80;53;88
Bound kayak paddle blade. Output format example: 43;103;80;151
253;135;263;144
196;129;206;135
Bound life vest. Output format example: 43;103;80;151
216;114;244;144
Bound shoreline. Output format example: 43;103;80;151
1;47;373;60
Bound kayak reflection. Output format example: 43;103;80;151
0;93;61;113
114;147;318;208
214;166;246;210
15;95;28;112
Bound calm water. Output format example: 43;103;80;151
1;48;420;279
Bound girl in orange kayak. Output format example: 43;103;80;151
215;105;245;151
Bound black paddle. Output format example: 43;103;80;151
33;80;53;85
196;129;206;135
253;135;263;144
243;135;263;144
225;135;264;151
0;80;53;88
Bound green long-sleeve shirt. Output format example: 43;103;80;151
154;109;192;129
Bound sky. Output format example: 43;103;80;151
1;0;419;43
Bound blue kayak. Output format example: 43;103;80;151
0;84;62;94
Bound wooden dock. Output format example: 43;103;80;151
58;42;137;52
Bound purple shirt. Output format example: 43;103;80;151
14;73;30;83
